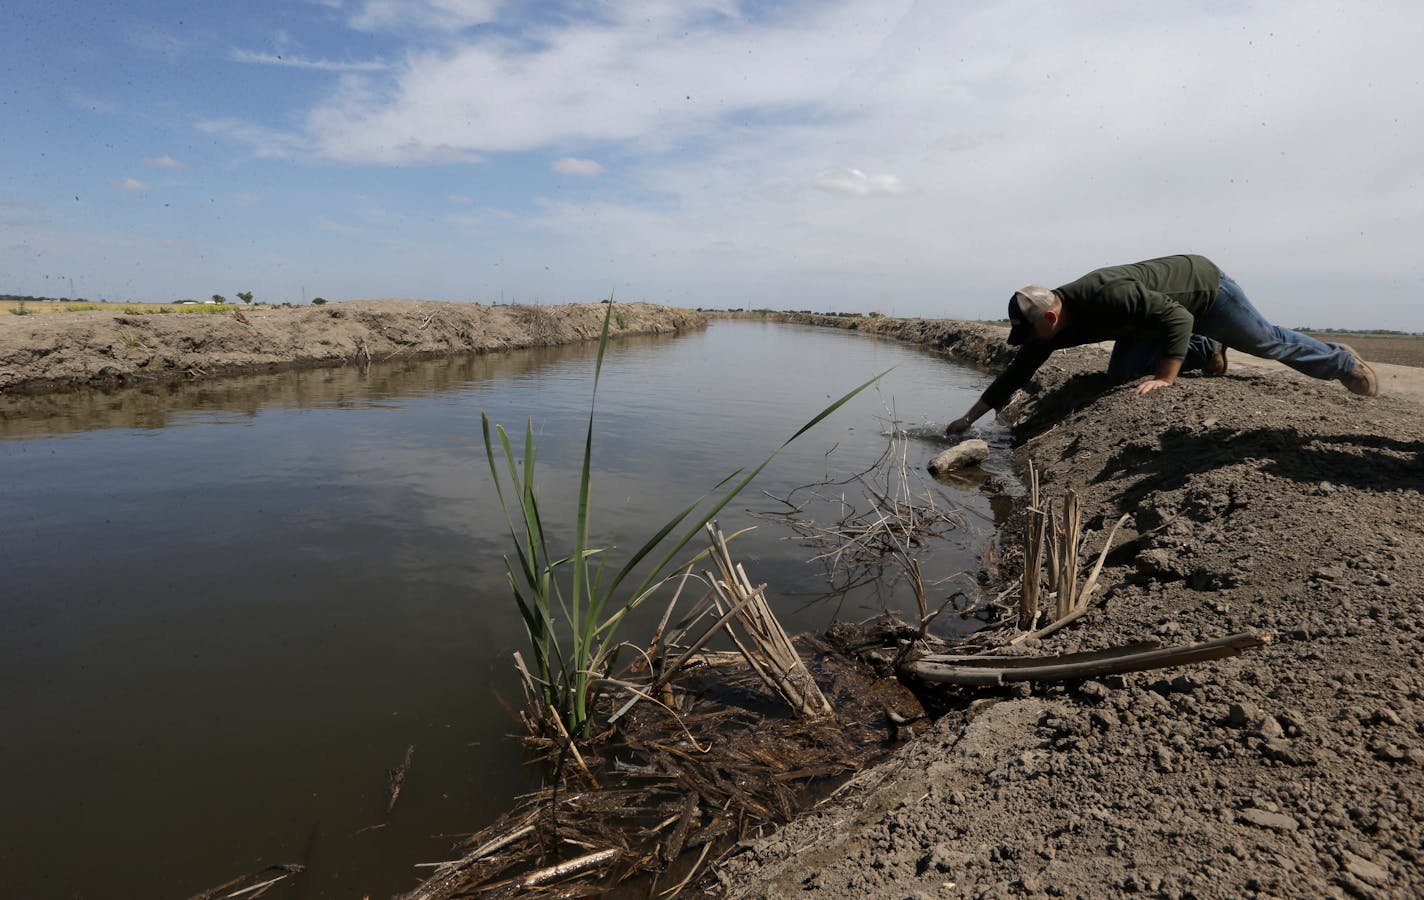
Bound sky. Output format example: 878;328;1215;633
1;0;1421;330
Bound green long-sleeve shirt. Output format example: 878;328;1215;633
979;254;1222;411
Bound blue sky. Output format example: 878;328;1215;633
2;1;1421;329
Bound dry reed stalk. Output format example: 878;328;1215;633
387;744;415;814
548;704;601;788
607;561;775;726
1076;512;1129;607
516;847;620;888
1012;464;1132;638
1019;462;1045;630
704;522;833;718
1043;497;1060;595
403;821;540;898
756;433;966;627
187;864;305;900
1056;489;1081;618
1019;506;1044;630
511;651;544;733
660;841;714;897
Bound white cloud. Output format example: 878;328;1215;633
300;2;894;163
348;0;503;32
145;155;187;169
230;48;391;72
111;178;150;192
449;194;474;204
197;119;307;159
552;157;605;177
40;1;1424;328
813;169;903;196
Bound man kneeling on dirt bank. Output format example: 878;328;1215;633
944;253;1378;436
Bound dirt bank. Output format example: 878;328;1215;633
0;300;706;395
712;316;1424;898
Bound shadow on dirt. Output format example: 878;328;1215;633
1094;425;1424;495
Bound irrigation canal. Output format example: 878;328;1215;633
1;319;1013;897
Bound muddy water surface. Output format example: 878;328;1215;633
0;320;1009;898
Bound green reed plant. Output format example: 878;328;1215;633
483;301;885;738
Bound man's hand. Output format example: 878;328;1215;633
1130;378;1174;396
944;417;971;436
1132;357;1184;396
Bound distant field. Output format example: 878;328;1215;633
2;299;238;316
965;325;1424;370
1304;333;1424;369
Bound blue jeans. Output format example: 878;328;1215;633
1109;333;1222;379
1108;272;1354;381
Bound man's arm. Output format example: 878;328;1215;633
1130;355;1183;395
945;344;1053;435
945;398;992;435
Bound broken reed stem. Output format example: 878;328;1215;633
511;651;543;733
660;841;714;898
607;569;774;726
1057;490;1081;619
548;704;600;789
187;864;305;900
1016;467;1131;638
1078;513;1130;607
1019;461;1045;631
224;874;290;898
909;631;1272;686
705;522;833;718
1021;504;1044;631
387;744;415;815
517;847;620;888
1043;497;1059;595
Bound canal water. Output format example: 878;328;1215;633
0;319;1011;898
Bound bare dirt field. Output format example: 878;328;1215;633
1301;334;1424;370
710;316;1424;899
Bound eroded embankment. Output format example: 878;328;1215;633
710;314;1424;898
0;300;706;395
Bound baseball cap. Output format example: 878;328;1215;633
1006;285;1055;345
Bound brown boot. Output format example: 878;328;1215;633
1204;347;1228;376
1337;344;1378;397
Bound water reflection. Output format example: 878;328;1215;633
0;333;673;439
0;321;1013;898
